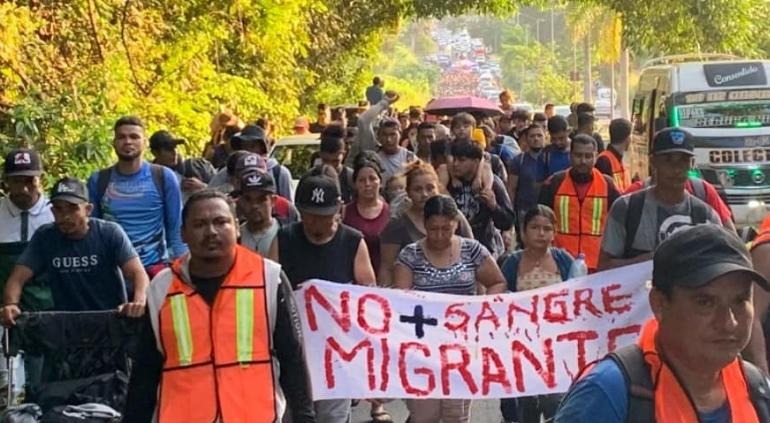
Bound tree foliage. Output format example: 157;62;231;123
0;0;769;180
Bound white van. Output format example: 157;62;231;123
630;54;770;226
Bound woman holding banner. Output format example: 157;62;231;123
499;204;575;423
393;195;506;422
379;161;473;287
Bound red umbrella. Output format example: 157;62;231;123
424;96;503;117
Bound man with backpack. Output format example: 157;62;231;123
87;116;187;278
597;128;721;270
556;224;770;422
536;115;571;182
149;130;216;202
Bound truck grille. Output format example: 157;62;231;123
723;192;770;205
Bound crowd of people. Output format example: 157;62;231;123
0;85;768;423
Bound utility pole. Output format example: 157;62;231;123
550;8;555;54
583;33;592;103
620;48;630;118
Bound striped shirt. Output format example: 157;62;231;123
396;238;490;296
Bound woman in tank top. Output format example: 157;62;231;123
342;153;390;273
379;161;473;287
393;195;506;423
498;205;574;423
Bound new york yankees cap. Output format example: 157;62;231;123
295;172;340;216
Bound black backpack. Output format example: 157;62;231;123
608;344;770;423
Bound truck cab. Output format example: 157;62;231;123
630;55;770;227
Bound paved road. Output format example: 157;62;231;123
352;399;503;422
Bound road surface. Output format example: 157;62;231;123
352;399;504;422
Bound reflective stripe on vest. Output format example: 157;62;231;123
639;319;760;422
158;246;277;423
553;168;609;271
598;149;629;192
169;295;194;366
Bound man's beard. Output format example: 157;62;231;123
117;151;141;161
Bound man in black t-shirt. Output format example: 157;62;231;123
268;165;375;423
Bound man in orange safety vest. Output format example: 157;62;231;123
124;190;315;422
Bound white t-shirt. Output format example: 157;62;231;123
0;195;54;243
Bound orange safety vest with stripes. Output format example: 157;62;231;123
156;246;278;423
638;319;760;422
751;215;770;251
553;168;609;272
597;149;629;192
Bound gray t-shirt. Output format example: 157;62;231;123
601;188;721;258
378;148;415;182
240;219;280;257
380;212;474;251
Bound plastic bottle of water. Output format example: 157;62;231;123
569;253;588;278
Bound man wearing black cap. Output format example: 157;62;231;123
268;165;375;423
238;169;282;256
2;177;148;319
227;152;298;224
598;128;721;270
209;125;294;201
556;224;770;422
0;149;54;313
149;130;215;201
0;149;55;396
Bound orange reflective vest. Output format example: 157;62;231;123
639;319;760;422
156;246;278;423
597;149;629;192
751;215;770;251
553;168;609;271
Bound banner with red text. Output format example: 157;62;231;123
294;261;653;400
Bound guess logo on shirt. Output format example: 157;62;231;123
52;255;99;273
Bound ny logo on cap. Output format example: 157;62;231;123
246;174;262;186
57;183;75;193
670;131;685;145
244;156;258;166
14;153;31;165
311;187;325;204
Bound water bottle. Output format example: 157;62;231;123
569;253;588;279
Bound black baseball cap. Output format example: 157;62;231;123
653;224;769;291
149;130;185;151
4;149;43;177
652;128;695;156
232;125;267;150
50;177;89;204
295;172;341;215
239;169;276;194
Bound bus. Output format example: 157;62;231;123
630;55;770;226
